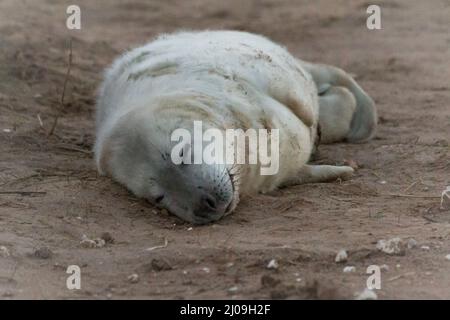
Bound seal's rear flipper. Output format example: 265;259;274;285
318;86;356;143
301;61;377;143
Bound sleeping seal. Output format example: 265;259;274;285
94;30;377;224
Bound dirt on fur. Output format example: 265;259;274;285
0;0;449;299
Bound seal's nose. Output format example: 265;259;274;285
202;194;217;211
193;193;222;220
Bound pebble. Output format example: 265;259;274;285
261;274;281;288
100;232;114;244
266;259;279;269
335;249;348;263
380;264;389;271
32;246;53;259
445;254;450;261
376;237;405;255
407;238;417;249
80;235;106;248
420;245;430;251
127;273;139;283
0;246;10;258
343;266;356;273
201;267;210;274
150;258;172;271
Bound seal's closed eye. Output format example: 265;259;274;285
155;195;165;203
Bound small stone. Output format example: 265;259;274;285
80;235;106;248
228;286;238;293
343;266;356;273
356;288;378;300
335;249;348;263
407;238;417;249
267;259;280;269
0;246;10;258
187;227;193;231
127;273;139;283
261;274;281;288
150;258;172;271
380;264;389;271
80;239;96;248
100;232;114;244
376;238;405;255
33;247;53;259
201;267;210;273
266;259;279;269
94;238;106;248
445;254;450;261
420;245;430;251
2;129;12;133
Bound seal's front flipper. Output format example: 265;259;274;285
296;164;354;184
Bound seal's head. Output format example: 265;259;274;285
96;106;238;224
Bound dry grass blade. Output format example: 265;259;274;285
48;37;73;136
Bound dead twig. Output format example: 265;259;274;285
48;37;73;136
403;180;419;193
145;237;168;251
387;272;415;282
378;193;440;199
0;191;47;196
55;144;92;155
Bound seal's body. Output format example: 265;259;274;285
95;31;376;224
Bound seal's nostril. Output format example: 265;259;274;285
203;195;217;211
